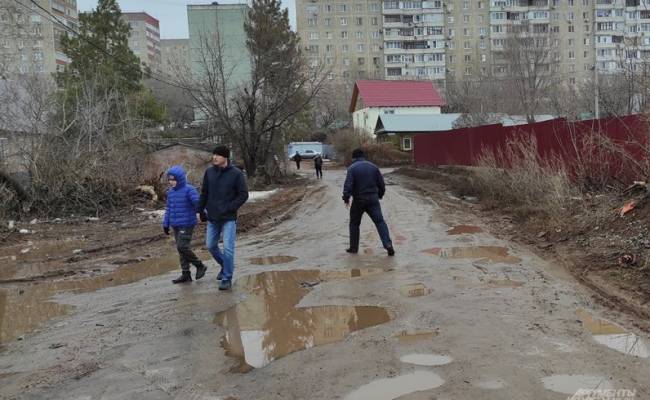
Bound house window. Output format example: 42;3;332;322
402;137;412;151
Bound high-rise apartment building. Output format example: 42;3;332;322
122;12;162;75
296;0;385;89
0;0;78;76
187;3;250;88
161;38;189;78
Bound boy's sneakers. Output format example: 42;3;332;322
217;269;223;280
195;264;207;280
219;280;232;291
346;248;358;254
172;271;192;284
387;246;395;256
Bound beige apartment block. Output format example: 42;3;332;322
444;0;490;80
296;0;385;90
161;38;189;79
382;0;447;83
122;12;162;75
0;0;78;77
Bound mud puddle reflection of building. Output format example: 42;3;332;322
576;309;649;358
0;252;187;344
423;246;521;264
214;269;391;372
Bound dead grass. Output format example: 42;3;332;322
470;135;579;222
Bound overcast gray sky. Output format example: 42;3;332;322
77;0;297;39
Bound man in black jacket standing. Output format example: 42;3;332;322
198;145;249;290
342;148;394;256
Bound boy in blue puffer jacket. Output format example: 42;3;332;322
163;165;208;284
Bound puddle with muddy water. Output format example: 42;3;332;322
344;370;445;400
542;374;614;394
0;251;192;344
446;225;483;235
423;246;521;264
394;329;439;342
248;256;297;265
399;353;452;366
399;283;430;297
576;309;649;358
214;269;391;372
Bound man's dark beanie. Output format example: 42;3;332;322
213;145;230;158
352;148;364;159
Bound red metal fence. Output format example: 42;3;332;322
414;115;647;179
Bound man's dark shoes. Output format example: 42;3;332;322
219;280;232;291
195;264;207;280
387;246;395;256
172;271;192;284
346;248;358;254
217;269;223;280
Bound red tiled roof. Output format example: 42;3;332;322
349;80;445;112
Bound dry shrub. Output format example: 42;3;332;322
473;134;578;221
331;129;411;166
0;183;20;221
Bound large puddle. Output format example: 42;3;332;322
344;370;445;400
542;374;613;395
214;269;391;372
423;246;521;264
576;309;649;358
0;251;188;344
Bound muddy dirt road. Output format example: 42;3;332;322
1;168;649;399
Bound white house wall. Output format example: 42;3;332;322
353;106;442;135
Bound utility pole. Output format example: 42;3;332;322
594;63;600;120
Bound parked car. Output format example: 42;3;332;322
299;149;321;159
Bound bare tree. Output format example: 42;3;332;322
175;0;328;178
500;22;555;123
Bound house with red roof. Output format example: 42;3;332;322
349;80;445;135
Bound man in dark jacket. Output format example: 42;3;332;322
198;145;249;290
314;154;323;179
342;149;394;256
292;151;302;170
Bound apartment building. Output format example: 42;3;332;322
594;0;650;75
161;38;189;78
187;3;250;87
122;12;162;75
0;0;78;76
383;0;446;82
296;0;385;89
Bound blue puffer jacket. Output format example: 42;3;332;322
342;157;386;203
163;165;199;228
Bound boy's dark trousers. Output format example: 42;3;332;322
316;166;323;179
173;227;202;272
348;194;392;251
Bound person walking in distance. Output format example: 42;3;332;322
292;151;302;170
198;146;249;291
162;166;208;284
342;149;395;256
314;154;323;179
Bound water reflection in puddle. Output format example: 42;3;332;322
542;374;613;395
0;252;186;344
399;353;452;366
344;370;445;400
214;269;391;372
248;256;297;265
423;246;521;264
576;309;649;358
399;283;430;297
394;329;438;342
446;225;483;235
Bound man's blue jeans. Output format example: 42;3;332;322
206;220;237;282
